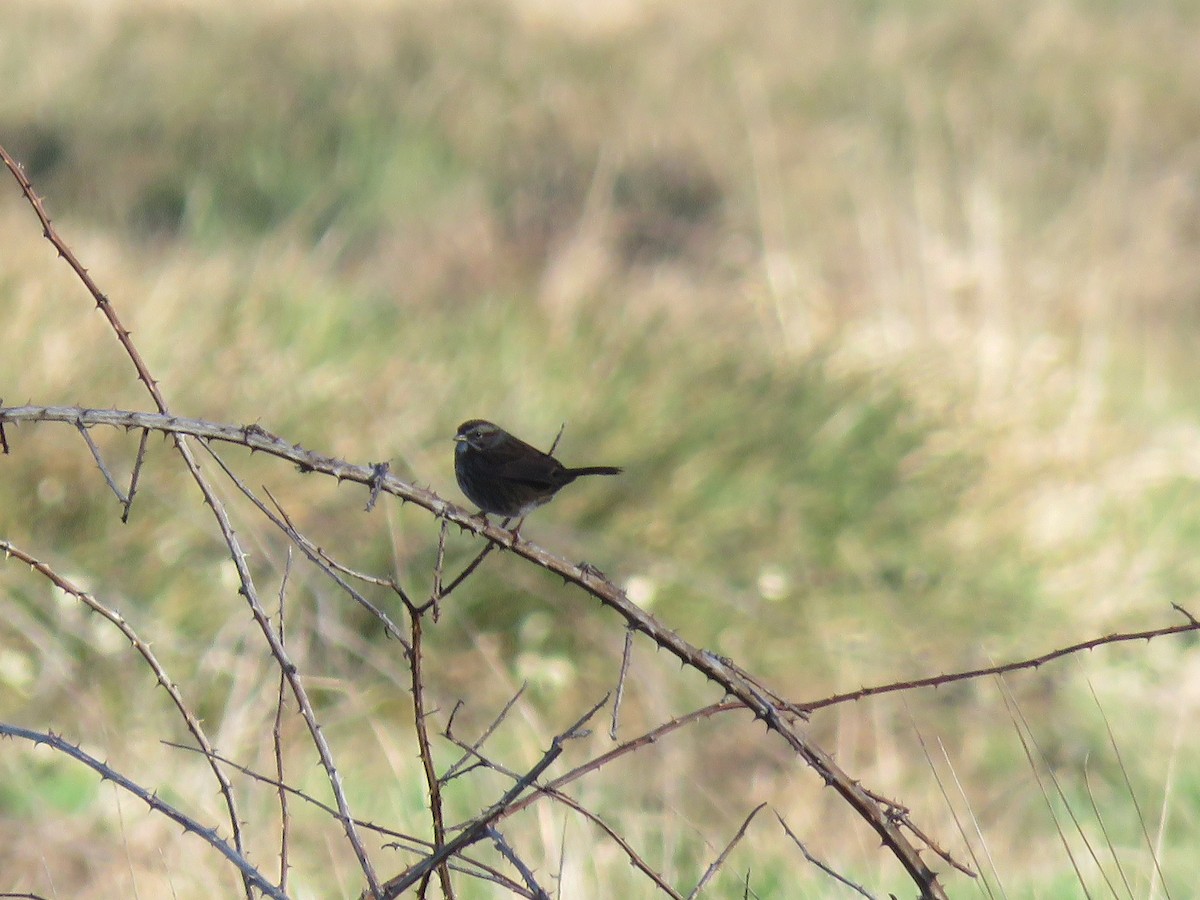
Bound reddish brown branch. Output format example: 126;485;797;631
404;603;455;899
0;404;949;898
0;144;168;411
3;142;253;900
499;701;743;822
373;696;610;900
0;143;953;897
802;614;1200;712
442;720;682;898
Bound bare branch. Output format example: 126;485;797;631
803;616;1200;712
366;461;390;512
374;696;610;899
121;427;151;523
2;143;272;900
274;550;294;895
162;741;418;841
858;781;975;878
0;723;285;900
404;599;456;898
777;813;878;899
0;145;165;406
75;420;128;506
424;540;497;610
610;627;635;740
687;803;766;899
190;443;381;895
441;684;528;785
431;518;448;621
485;827;552;900
0;402;967;896
225;470;412;658
443;729;682;899
502;702;743;820
1171;603;1199;627
0;540;252;893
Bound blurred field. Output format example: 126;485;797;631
2;0;1200;896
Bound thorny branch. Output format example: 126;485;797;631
1;143;378;896
371;696;610;899
273;552;294;895
9;405;1200;895
801;607;1200;712
0;723;285;900
7;403;1200;896
403;594;456;899
687;803;766;899
777;814;877;899
0;539;253;895
441;719;682;898
6;141;1196;899
162;740;534;894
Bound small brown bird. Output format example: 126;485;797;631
453;419;621;518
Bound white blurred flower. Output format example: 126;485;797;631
515;653;574;690
0;649;34;692
625;574;658;608
757;565;789;601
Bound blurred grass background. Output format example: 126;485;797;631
2;0;1200;896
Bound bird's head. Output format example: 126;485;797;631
454;419;502;451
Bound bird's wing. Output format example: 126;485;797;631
483;438;565;488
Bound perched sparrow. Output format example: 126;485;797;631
454;419;621;518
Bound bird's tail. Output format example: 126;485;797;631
565;466;622;477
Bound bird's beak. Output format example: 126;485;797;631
453;434;466;444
